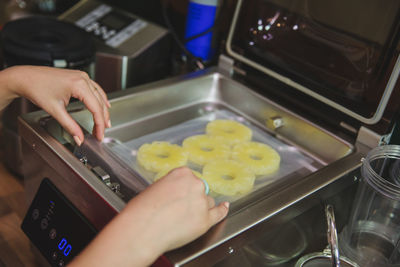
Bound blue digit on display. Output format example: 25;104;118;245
58;238;67;250
64;244;72;256
58;238;72;257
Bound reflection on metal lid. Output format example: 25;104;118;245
226;0;400;125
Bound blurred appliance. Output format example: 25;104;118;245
59;0;172;92
184;0;219;61
19;0;400;266
0;16;95;176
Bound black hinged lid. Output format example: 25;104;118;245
226;0;400;126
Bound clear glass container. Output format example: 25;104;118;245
340;145;400;266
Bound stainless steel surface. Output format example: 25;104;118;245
91;166;111;185
292;192;359;267
326;205;340;267
103;69;353;163
19;103;126;229
19;66;374;266
210;170;361;267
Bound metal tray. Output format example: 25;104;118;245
103;108;315;204
69;67;353;204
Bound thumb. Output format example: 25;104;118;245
208;202;229;227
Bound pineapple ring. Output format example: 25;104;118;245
203;159;255;196
137;141;188;173
154;168;202;181
232;142;280;176
206;120;252;146
182;135;231;166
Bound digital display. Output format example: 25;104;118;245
83;11;135;41
58;238;72;256
99;12;133;31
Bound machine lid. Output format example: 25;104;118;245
226;0;400;125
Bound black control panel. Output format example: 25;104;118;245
21;178;97;267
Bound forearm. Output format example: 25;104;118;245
69;168;229;267
0;66;21;111
68;201;164;267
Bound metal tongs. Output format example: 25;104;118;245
326;204;341;267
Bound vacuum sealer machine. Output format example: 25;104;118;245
19;0;400;266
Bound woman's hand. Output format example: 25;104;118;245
0;65;110;144
129;167;230;253
69;167;230;267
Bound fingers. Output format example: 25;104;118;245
88;80;111;128
85;79;111;130
201;180;229;227
208;202;229;227
73;75;110;142
49;106;85;145
90;80;111;108
150;166;229;230
190;172;228;226
79;90;106;141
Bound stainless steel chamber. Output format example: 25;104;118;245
18;0;400;266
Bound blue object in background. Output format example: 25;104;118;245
184;0;218;61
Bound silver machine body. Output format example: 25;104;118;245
59;0;171;92
19;0;400;266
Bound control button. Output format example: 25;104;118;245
58;260;65;267
52;251;58;260
40;218;49;230
49;228;57;239
32;209;39;220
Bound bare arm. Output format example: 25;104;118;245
0;65;110;144
68;167;229;267
0;66;230;266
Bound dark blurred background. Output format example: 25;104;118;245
0;0;237;73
